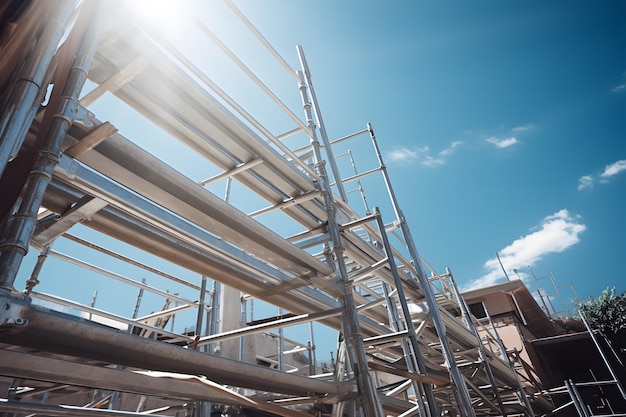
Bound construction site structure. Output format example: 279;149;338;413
463;280;626;417
0;2;623;417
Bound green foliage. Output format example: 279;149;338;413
576;287;626;351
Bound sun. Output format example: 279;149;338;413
125;0;191;30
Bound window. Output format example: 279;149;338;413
468;302;487;319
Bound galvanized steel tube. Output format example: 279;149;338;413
580;311;626;399
0;0;77;177
374;207;438;417
367;124;476;417
1;296;354;398
297;45;348;203
447;269;508;417
0;3;100;290
297;71;383;417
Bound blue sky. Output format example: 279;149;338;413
13;0;625;360
226;0;626;304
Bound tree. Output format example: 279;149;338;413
576;287;626;354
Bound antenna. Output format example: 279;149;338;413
496;252;511;281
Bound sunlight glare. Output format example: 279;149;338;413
127;0;190;31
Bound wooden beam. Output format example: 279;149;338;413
65;122;117;157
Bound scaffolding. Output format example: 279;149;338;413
543;312;626;417
0;1;550;416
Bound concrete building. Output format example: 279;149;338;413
463;280;626;417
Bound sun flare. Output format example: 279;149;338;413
126;0;190;29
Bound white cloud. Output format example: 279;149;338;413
421;141;463;166
577;175;593;191
463;209;586;291
611;83;626;93
577;159;626;191
422;156;445;167
486;136;519;149
387;142;462;167
600;160;626;178
439;141;462;156
387;147;419;164
465;124;533;151
512;124;535;132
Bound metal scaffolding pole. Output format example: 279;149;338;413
565;379;590;417
279;307;286;371
297;45;348;203
0;0;78;177
0;1;101;291
580;311;626;400
343;149;372;217
483;304;536;417
209;280;221;354
367;123;476;417
24;243;52;295
296;72;383;417
0;3;559;416
447;268;509;417
374;207;437;417
381;283;430;415
196;276;208;336
199;308;341;346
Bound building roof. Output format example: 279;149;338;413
462;279;556;338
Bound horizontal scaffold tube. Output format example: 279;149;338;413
0;295;354;399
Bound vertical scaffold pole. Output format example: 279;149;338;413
296;72;383;417
483;305;536;416
0;1;101;292
196;276;208;336
0;0;78;177
308;321;317;375
447;268;508;417
240;294;247;362
367;123;476;417
565;380;590;417
209;281;221;354
374;206;437;417
297;46;348;203
347;150;372;216
278;307;285;371
580;311;626;399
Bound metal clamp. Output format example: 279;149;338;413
0;292;30;327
